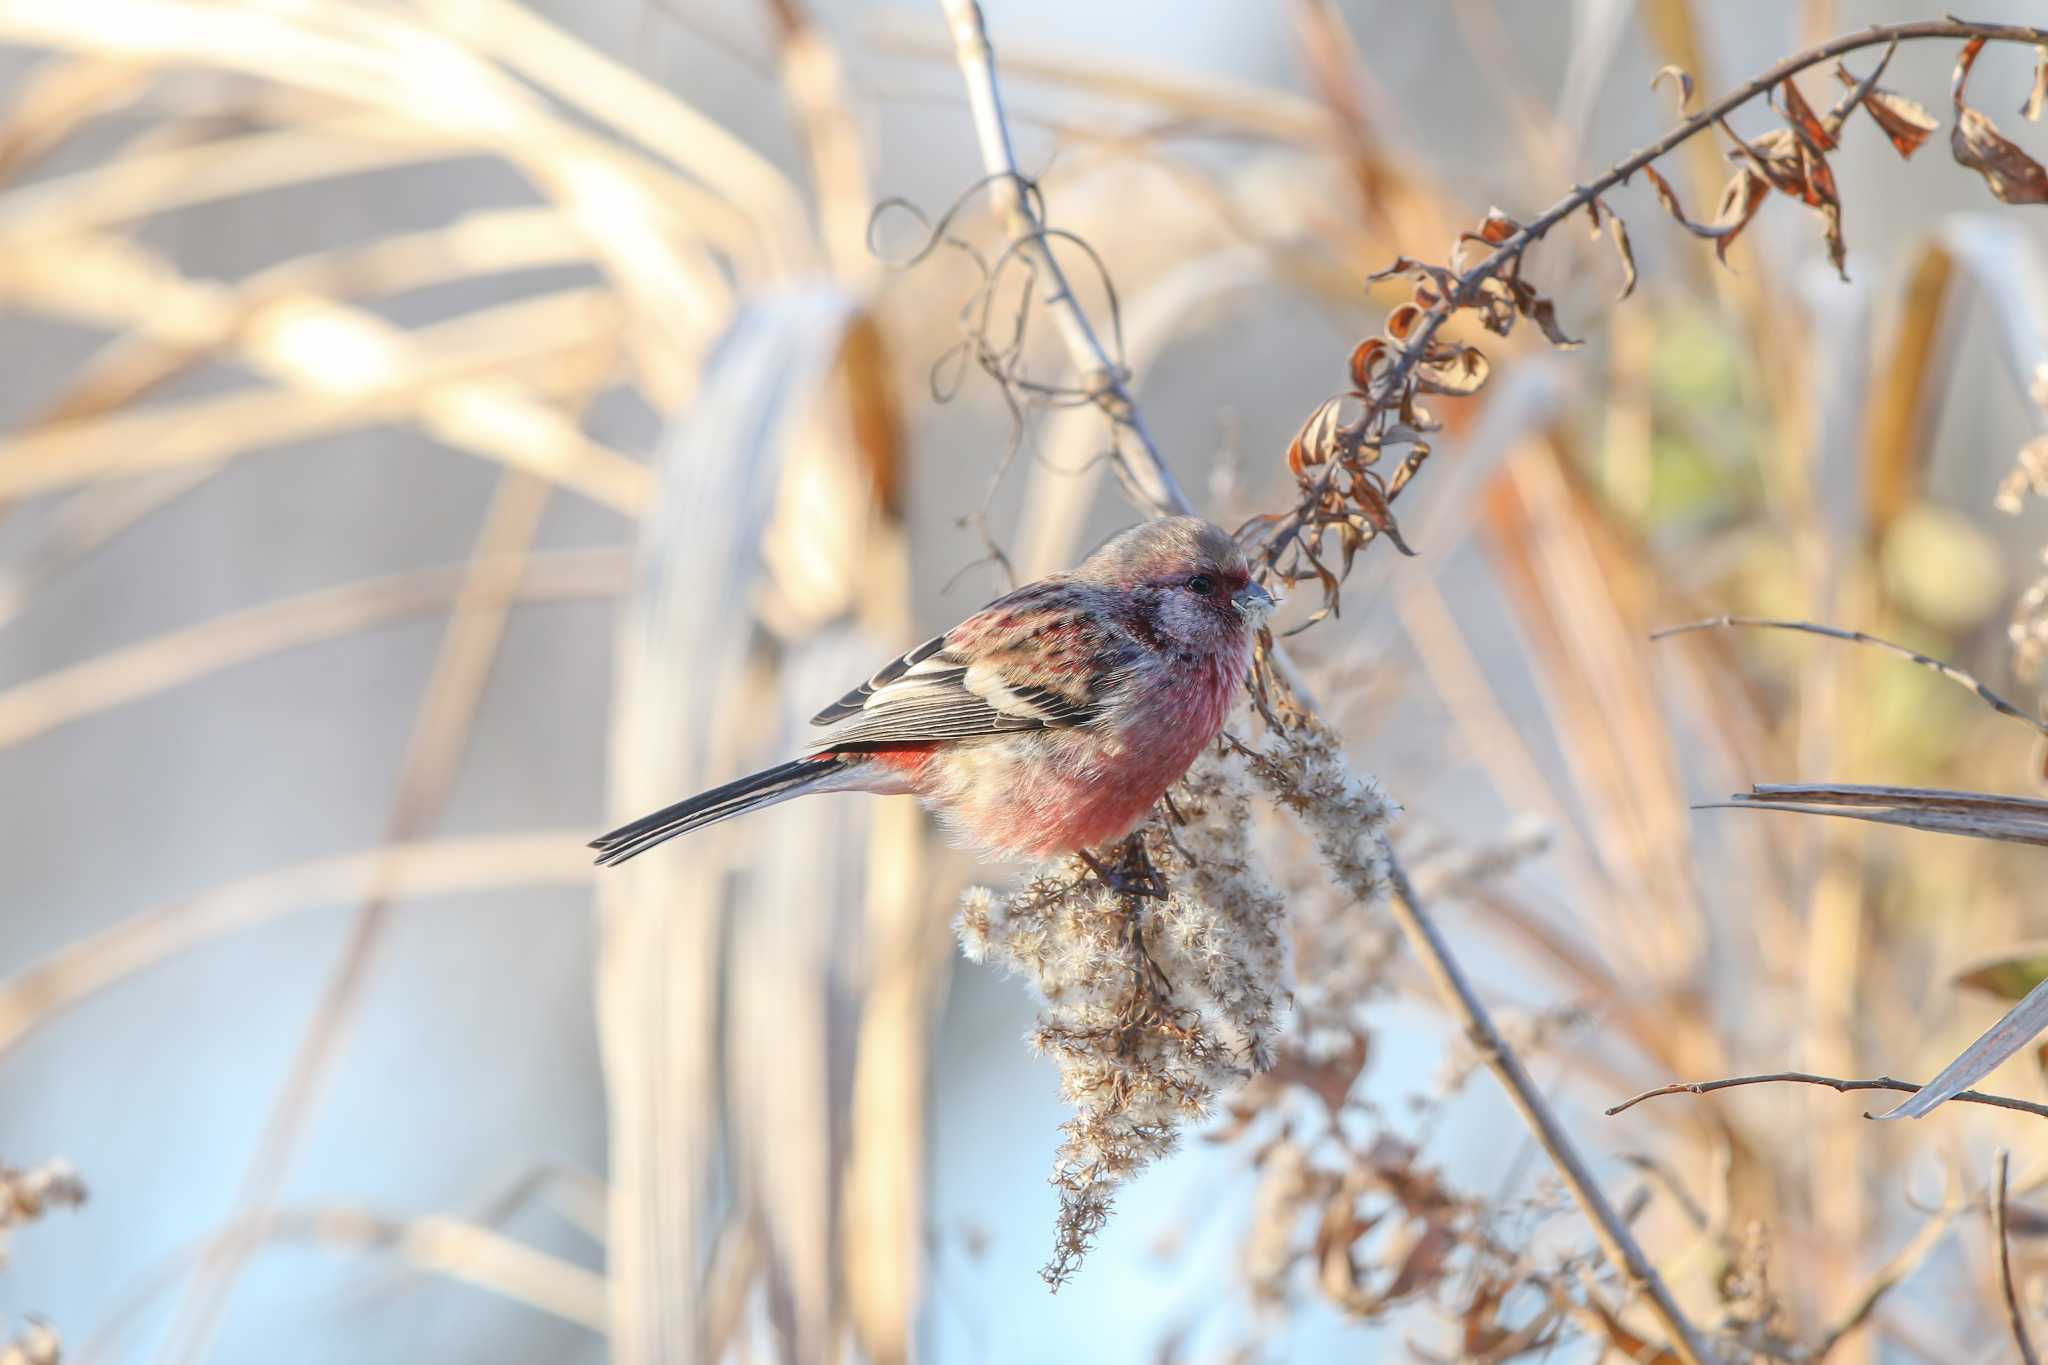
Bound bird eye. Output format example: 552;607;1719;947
1185;574;1215;595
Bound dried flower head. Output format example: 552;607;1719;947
959;715;1407;1286
0;1163;86;1270
961;738;1293;1285
0;1319;59;1365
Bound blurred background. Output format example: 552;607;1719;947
3;1;2048;1362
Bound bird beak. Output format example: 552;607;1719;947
1232;579;1276;624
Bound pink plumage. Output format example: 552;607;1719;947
591;517;1272;866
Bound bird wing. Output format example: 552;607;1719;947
808;585;1130;750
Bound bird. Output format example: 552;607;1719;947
590;516;1275;868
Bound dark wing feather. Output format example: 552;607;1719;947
810;633;950;726
806;584;1130;751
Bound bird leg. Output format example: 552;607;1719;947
1079;836;1176;1023
1076;833;1169;900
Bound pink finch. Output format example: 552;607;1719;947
592;516;1273;866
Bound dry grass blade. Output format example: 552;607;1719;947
1876;971;2048;1121
0;283;646;512
0;114;470;241
340;1164;607;1316
1605;1071;2048;1121
1864;241;1956;537
1704;784;2048;848
0;548;626;750
1997;1151;2043;1365
1653;615;2048;742
0;328;633;500
867;11;1338;145
156;472;557;1362
600;289;861;1365
0;833;595;1060
76;1202;606;1365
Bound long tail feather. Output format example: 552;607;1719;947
591;755;851;866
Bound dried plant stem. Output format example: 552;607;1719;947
1382;847;1717;1365
155;472;554;1364
1654;615;2048;743
944;5;1711;1356
937;0;1188;517
1606;1072;2048;1122
1996;1151;2042;1365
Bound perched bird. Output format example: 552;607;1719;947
591;516;1274;867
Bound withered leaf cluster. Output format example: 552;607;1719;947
1248;32;2048;649
1643;45;1928;281
1242;208;1586;630
1952;37;2048;204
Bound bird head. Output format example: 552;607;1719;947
1081;516;1276;653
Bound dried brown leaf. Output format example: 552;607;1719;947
1712;169;1771;263
1834;61;1940;158
1471;208;1520;245
1642;163;1735;241
1604;203;1637;299
2027;44;2048;122
1955;944;2048;1003
1651;64;1695;113
1710;783;2048;848
1953;36;2048;204
1413;345;1490;397
1347;338;1389;397
1780;76;1836;151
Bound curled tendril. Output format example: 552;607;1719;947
871;170;1143;596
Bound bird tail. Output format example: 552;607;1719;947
590;755;852;867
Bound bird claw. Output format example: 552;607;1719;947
1076;838;1177;1024
1076;842;1169;901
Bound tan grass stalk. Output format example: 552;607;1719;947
0;548;625;750
0;833;595;1060
154;469;556;1363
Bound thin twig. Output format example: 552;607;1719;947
1997;1150;2042;1365
937;0;1188;518
1605;1071;2048;1122
1382;845;1719;1365
1263;18;2048;566
1365;19;2048;434
1653;615;2048;742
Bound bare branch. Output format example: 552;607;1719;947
1382;846;1719;1365
1368;19;2048;434
1653;615;2048;743
1997;1150;2043;1365
1257;19;2048;608
1605;1071;2048;1122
